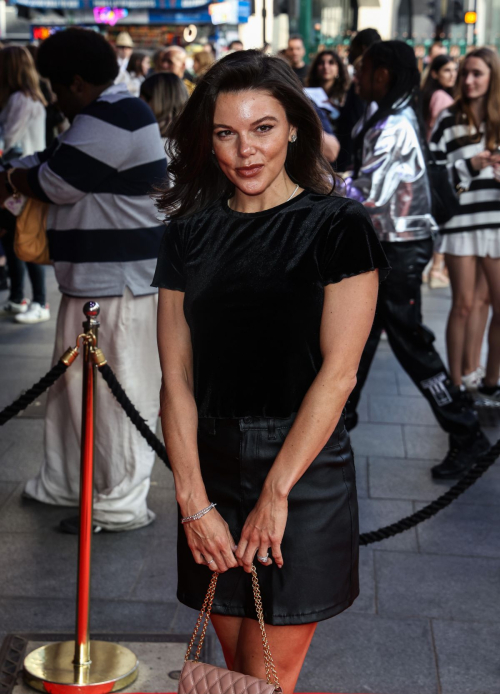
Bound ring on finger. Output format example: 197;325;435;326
257;554;269;563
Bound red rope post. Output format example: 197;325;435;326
73;302;100;667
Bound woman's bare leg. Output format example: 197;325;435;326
212;614;317;694
211;614;243;670
463;265;490;375
429;252;448;278
236;619;317;694
444;254;478;385
478;256;500;387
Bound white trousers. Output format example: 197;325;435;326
24;288;161;531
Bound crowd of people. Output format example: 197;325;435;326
0;26;498;534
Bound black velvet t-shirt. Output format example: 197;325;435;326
152;190;389;418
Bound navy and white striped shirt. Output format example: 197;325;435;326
18;84;167;297
430;107;500;234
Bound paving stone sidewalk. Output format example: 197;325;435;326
0;270;499;694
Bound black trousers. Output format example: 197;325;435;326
346;238;479;441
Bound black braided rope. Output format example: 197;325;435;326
98;363;172;470
360;437;500;545
0;361;68;426
99;361;500;543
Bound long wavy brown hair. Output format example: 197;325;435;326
306;50;350;104
0;46;47;110
157;50;337;220
455;47;500;150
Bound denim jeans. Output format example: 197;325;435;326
2;228;46;305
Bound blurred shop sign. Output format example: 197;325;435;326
209;1;237;23
148;7;210;20
208;0;249;23
32;24;67;37
14;0;211;9
93;6;129;22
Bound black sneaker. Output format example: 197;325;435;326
59;516;103;535
477;383;500;407
431;431;491;480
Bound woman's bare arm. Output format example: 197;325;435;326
157;288;205;512
266;269;378;492
236;270;379;571
158;288;238;572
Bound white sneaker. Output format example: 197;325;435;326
0;299;30;315
462;369;481;392
14;302;50;324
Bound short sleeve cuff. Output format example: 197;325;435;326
150;279;185;291
151;223;186;291
323;263;390;287
321;199;391;287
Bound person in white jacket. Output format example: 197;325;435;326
0;45;49;324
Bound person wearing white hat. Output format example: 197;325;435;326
115;31;134;75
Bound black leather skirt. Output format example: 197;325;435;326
176;413;359;625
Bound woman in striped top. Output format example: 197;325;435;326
430;47;500;404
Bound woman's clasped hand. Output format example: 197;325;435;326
184;505;239;573
184;492;287;573
235;490;287;571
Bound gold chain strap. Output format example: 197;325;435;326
184;564;281;691
250;565;281;690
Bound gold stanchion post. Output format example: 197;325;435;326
23;302;139;694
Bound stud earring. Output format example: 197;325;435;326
290;134;297;143
211;148;215;154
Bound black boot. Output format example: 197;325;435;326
431;430;491;480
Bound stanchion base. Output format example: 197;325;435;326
23;641;139;694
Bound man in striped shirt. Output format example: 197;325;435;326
0;29;167;532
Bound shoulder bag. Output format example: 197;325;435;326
424;143;462;226
179;564;282;694
14;197;50;265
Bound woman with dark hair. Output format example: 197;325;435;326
422;54;457;137
430;47;500;405
153;50;388;692
307;50;350;107
345;40;488;480
123;51;150;96
307;50;349;134
140;72;188;140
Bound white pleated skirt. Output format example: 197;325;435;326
438;229;500;257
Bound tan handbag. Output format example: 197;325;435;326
179;564;282;694
14;198;50;264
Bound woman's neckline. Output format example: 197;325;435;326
222;188;309;218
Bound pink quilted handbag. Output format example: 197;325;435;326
178;564;282;694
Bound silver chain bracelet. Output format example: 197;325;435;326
181;502;217;524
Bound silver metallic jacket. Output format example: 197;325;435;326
346;105;436;242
